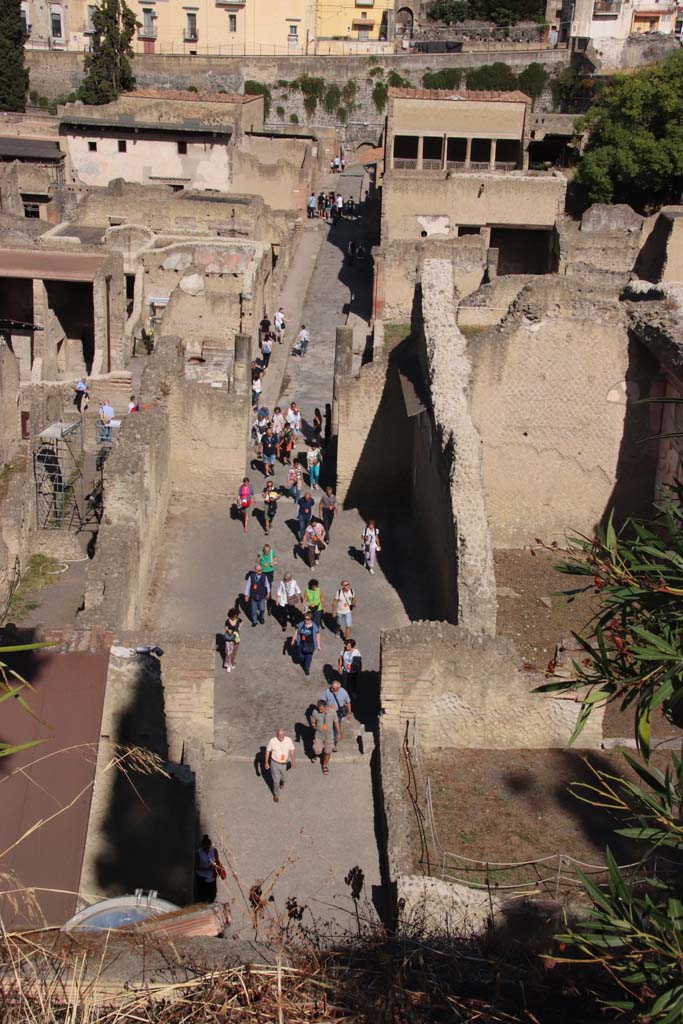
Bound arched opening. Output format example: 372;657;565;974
395;6;414;38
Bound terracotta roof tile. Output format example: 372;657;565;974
130;88;258;104
388;87;531;104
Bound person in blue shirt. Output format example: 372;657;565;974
292;613;320;676
297;491;315;542
321;679;352;747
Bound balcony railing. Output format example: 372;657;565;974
393;157;418;169
422;157;443;170
138;24;157;38
184;27;198;40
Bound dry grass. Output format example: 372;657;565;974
0;925;608;1024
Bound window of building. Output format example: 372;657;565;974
177;141;188;154
288;23;298;35
118;140;127;152
186;11;197;37
20;2;29;34
228;12;236;31
23;202;40;219
50;7;63;38
142;7;154;30
88;140;98;151
87;4;96;31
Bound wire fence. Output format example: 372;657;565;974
402;718;678;901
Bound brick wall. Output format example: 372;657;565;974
380;622;605;748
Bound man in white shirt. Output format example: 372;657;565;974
264;728;296;802
296;325;310;356
274;307;286;344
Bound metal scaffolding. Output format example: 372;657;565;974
32;421;84;531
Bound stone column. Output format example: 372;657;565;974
416;135;423;170
489;139;497;170
233;332;250;394
442;134;448;170
465;137;472;168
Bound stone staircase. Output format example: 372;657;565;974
81;372;133;452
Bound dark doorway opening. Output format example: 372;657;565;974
490;227;553;276
45;280;95;374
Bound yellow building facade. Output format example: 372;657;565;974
131;0;316;55
314;0;392;42
24;0;391;53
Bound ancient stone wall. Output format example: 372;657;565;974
26;49;570;101
634;208;683;284
382;236;487;323
381;171;567;244
416;258;497;635
169;373;250;497
0;342;20;465
79;342;179;630
380;622;604;748
466;277;660;547
457;274;531;330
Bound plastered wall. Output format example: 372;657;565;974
66;134;233;192
381;171;567;243
467;279;659;547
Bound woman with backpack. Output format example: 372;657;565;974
291;612;320;677
236;477;254;533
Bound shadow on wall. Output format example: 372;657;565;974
95;654;195;906
343;339;413;509
599;332;660;532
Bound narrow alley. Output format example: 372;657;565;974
144;170;432;939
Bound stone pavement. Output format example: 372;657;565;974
144;190;432;938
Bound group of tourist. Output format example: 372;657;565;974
71;377;140;443
306;191;357;222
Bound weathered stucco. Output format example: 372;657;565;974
466;277;659;547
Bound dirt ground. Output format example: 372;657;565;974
409;747;675;894
494;547;598;671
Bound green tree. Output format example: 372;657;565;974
78;0;137;105
422;68;463;90
0;0;29;112
244;79;271;118
555;754;683;1022
518;61;549;109
537;487;683;758
466;62;519;92
427;0;468;23
576;51;683;208
536;479;683;1018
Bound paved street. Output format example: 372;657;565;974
145;172;432;938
